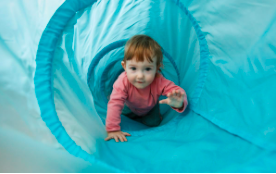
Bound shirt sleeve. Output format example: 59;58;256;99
158;75;188;113
105;74;128;132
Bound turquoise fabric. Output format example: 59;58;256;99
1;0;275;172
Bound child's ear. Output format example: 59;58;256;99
121;61;126;70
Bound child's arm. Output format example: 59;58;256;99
105;90;124;132
105;74;131;142
158;76;188;112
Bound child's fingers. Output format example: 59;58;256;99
123;132;131;136
178;91;183;98
118;135;124;142
175;90;183;98
181;92;186;100
175;90;181;98
175;90;180;97
105;136;111;141
114;136;119;142
181;92;185;98
178;90;183;97
122;135;127;142
167;92;175;98
172;90;176;96
167;90;185;98
105;132;130;142
159;99;168;104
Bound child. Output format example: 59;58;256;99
105;35;188;142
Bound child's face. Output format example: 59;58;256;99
121;57;159;89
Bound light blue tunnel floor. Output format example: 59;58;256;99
95;109;276;173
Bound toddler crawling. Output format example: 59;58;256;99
105;35;188;142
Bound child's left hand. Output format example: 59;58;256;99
159;90;185;109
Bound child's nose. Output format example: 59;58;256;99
137;71;144;78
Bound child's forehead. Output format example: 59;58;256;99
127;57;156;65
130;56;157;62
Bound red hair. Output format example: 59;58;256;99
123;35;163;69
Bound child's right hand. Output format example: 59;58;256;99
105;131;131;142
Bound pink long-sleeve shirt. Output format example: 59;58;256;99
106;72;188;132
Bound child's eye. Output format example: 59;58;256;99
130;67;136;71
145;68;151;71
